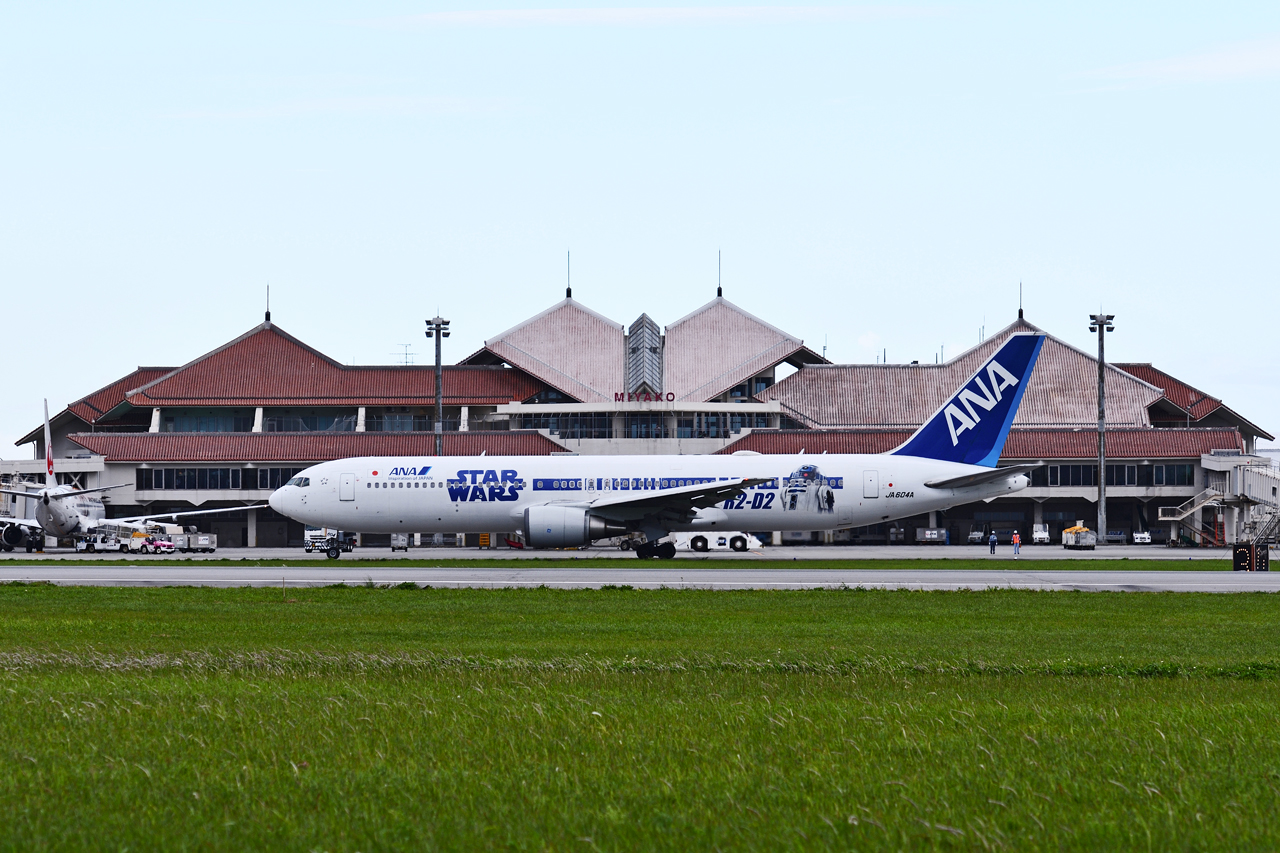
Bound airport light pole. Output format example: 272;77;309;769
425;316;450;456
1089;313;1114;544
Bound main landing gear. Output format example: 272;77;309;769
634;541;677;560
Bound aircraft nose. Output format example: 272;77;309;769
268;488;284;514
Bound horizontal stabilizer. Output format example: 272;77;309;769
925;464;1041;490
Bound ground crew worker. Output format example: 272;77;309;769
988;531;997;554
1012;529;1021;557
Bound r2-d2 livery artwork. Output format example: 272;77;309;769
782;465;838;514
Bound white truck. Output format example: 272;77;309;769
1032;523;1051;545
76;533;127;553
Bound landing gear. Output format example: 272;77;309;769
634;541;676;559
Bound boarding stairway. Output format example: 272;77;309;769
1158;489;1226;547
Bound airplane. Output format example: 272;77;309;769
269;333;1046;559
0;401;264;552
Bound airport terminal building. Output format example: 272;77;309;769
4;289;1275;548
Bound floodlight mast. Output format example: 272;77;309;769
425;316;451;456
1089;313;1115;544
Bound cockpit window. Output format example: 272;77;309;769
285;476;310;487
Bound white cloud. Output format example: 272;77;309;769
1093;35;1280;85
387;5;934;28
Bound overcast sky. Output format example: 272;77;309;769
2;2;1277;452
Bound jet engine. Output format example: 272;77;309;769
522;505;627;549
2;525;28;547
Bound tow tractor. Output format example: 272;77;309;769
304;526;355;559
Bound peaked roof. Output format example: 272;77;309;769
663;296;826;402
469;298;626;403
761;317;1164;429
1114;362;1272;441
16;366;175;446
113;322;545;410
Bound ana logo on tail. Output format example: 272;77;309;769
891;332;1045;467
944;359;1020;446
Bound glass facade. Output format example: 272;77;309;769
135;467;306;490
1032;463;1199;488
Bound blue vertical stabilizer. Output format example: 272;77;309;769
891;333;1045;466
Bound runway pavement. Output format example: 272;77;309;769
0;564;1273;592
1;544;1237;561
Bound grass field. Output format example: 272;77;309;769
2;584;1277;850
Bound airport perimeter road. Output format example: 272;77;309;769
0;565;1275;592
2;544;1237;561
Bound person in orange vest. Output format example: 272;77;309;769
1012;529;1021;558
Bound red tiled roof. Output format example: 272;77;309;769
70;368;174;423
68;431;564;462
1113;363;1223;419
720;427;1243;460
1002;427;1244;459
123;324;545;408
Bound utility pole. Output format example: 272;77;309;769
425;316;450;456
1089;313;1114;544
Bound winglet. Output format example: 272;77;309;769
43;399;54;489
891;333;1045;466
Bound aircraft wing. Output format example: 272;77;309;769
103;503;269;529
585;478;773;524
0;517;42;532
0;483;130;501
924;464;1040;490
0;489;50;501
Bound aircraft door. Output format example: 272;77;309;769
339;473;355;501
863;470;879;499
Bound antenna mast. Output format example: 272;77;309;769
265;284;271;323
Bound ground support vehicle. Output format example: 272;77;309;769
76;534;127;554
172;532;217;553
390;534;409;552
1133;531;1152;544
304;527;355;555
1062;526;1098;550
1032;523;1051;544
128;533;176;554
674;532;760;553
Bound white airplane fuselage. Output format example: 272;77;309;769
31;488;107;536
270;453;1028;539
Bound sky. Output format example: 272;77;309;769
2;2;1278;452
